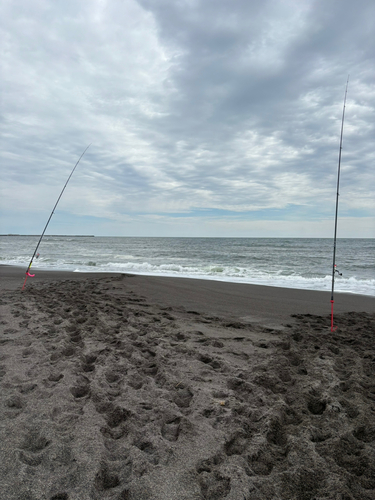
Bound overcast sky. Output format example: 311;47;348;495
1;0;374;237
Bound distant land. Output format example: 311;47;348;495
1;234;95;237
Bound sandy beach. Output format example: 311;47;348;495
0;265;374;499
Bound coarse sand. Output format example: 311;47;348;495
0;266;374;499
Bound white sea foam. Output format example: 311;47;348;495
1;236;374;296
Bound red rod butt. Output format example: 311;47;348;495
330;299;337;332
21;275;28;291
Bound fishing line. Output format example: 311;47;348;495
22;144;91;290
330;77;349;331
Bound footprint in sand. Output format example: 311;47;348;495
266;417;288;447
61;346;76;357
18;450;44;466
196;456;231;500
198;354;223;371
80;353;97;373
69;332;83;346
19;383;37;394
18;427;51;466
128;373;144;390
135;440;160;465
224;430;249;456
143;363;158;376
82;361;95;373
70;385;90;399
307;397;327;415
101;425;128;440
161;417;181;442
106;406;131;428
5;394;25;410
174;386;193;409
48;372;64;383
98;403;131;440
3;328;18;335
105;371;121;384
247;448;275;476
94;461;120;491
353;424;375;443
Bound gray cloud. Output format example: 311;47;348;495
1;0;374;236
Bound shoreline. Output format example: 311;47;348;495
3;261;375;297
3;263;375;301
1;264;373;329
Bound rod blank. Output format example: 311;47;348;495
22;144;91;289
330;78;349;331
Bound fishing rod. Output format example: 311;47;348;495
330;77;349;331
22;144;91;291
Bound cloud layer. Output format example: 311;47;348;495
1;0;374;236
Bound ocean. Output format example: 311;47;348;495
1;236;374;296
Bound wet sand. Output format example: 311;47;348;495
0;266;374;499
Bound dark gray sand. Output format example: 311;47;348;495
0;266;374;499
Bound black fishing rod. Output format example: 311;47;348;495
22;144;91;290
330;77;349;331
